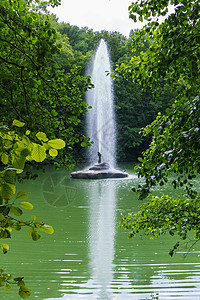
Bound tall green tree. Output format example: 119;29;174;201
0;0;93;169
0;0;93;297
117;0;200;254
114;75;175;161
113;31;175;161
55;19;176;162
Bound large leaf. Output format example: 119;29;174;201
16;191;29;200
2;183;16;200
48;139;65;149
12;120;25;127
36;132;48;142
4;170;16;184
19;285;31;299
39;225;54;234
1;153;9;165
27;228;40;241
15;148;30;158
20;202;33;210
9;206;23;216
12;156;26;170
49;148;58;157
0;243;9;254
31;143;46;162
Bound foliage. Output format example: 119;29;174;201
0;0;176;165
58;22;175;162
112;29;175;161
118;0;200;96
114;74;175;161
0;0;93;169
0;120;65;298
134;95;200;200
120;194;200;251
117;0;200;250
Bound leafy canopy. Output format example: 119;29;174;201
117;0;200;254
119;0;200;96
0;0;86;297
0;0;93;168
0;120;65;298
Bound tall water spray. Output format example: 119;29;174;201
86;39;116;167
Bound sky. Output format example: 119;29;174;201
48;0;146;37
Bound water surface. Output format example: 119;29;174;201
1;165;200;299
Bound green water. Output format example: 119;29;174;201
1;164;200;300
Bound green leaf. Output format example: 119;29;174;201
48;139;65;149
31;143;46;162
0;243;9;254
12;157;26;170
36;132;48;142
5;283;11;291
81;142;87;147
34;220;44;226
2;183;16;200
20;202;33;210
20;149;31;157
31;228;40;241
12;120;25;127
27;228;33;239
1;153;9;165
19;285;31;299
15;225;21;231
0;279;4;287
49;148;58;157
4;170;16;184
39;225;54;234
10;206;23;216
16;191;29;200
0;213;4;221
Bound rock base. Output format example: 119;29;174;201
71;162;128;179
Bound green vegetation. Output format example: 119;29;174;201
117;0;200;254
55;23;175;162
0;0;93;169
0;0;91;297
0;120;65;298
0;0;175;165
0;0;190;297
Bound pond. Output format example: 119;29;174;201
1;164;200;299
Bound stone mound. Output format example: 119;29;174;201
71;162;128;179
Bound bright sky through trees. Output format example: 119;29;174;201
48;0;140;37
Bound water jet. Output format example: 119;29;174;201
71;39;128;179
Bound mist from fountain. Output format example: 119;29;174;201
86;39;116;167
71;39;128;179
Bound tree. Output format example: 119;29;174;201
55;19;177;162
117;0;200;254
113;31;175;162
0;0;93;169
0;0;93;297
0;120;66;298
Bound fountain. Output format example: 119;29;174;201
71;39;128;179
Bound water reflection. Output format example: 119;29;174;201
2;168;200;299
89;180;116;300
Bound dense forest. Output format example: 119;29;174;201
0;9;176;166
55;16;176;162
0;1;199;297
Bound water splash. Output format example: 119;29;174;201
86;39;116;167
